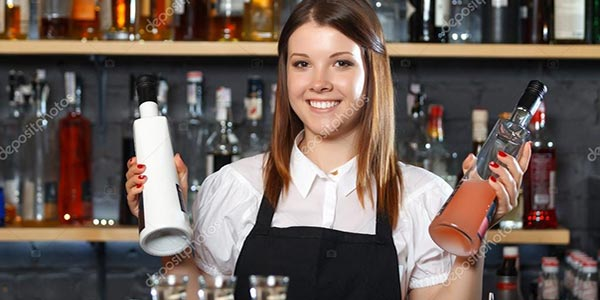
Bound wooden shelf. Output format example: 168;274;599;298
0;40;599;59
0;226;569;244
0;226;139;242
485;228;570;245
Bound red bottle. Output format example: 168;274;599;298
523;102;558;229
58;72;92;225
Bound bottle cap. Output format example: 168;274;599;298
36;69;46;81
517;80;547;116
187;71;203;82
503;246;519;257
136;74;158;105
583;260;598;273
410;83;421;94
429;104;444;118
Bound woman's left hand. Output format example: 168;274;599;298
460;141;533;225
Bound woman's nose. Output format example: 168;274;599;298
309;71;333;93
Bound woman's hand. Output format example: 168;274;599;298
125;153;189;218
460;142;532;225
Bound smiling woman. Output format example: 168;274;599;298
124;0;531;299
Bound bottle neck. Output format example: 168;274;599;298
472;121;488;142
188;102;203;119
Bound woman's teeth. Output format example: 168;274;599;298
309;101;340;109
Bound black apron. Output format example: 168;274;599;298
233;195;402;300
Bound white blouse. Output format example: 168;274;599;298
191;134;455;299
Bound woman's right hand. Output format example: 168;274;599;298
125;154;189;218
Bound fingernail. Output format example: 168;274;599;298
490;176;497;183
138;175;146;180
498;151;507;158
137;164;145;169
136;184;142;188
489;161;500;168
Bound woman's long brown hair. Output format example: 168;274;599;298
263;0;403;228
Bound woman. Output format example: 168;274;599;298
125;0;531;299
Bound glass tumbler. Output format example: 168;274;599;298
150;274;189;300
197;275;236;300
249;275;289;300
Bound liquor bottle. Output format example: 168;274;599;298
594;0;600;43
243;0;279;41
410;0;449;42
119;74;139;225
241;76;267;158
472;108;488;155
403;83;428;167
209;0;244;41
133;74;192;257
157;76;169;116
3;0;30;39
3;70;25;225
177;71;208;216
173;0;210;40
448;0;480;43
424;104;457;187
523;102;558;229
579;260;598;300
0;0;5;38
482;0;519;43
551;0;587;44
496;246;524;300
522;0;550;43
429;80;546;257
206;87;241;176
105;0;138;40
40;0;71;39
538;257;560;300
58;72;92;225
27;0;39;39
139;0;174;41
22;69;59;226
372;0;408;42
70;0;100;40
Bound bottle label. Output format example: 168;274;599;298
542;278;559;299
141;0;151;17
554;0;585;40
529;153;555;210
245;96;263;120
217;0;244;16
406;0;416;20
72;0;96;21
434;0;449;28
496;281;518;290
581;280;598;300
173;0;185;15
492;0;508;8
187;81;202;105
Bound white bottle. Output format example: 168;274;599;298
133;75;192;257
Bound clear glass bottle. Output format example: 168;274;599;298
243;0;279;41
496;246;524;300
206;87;240;176
209;0;244;41
105;0;138;40
70;0;100;39
177;71;208;216
58;72;92;225
3;0;30;39
523;101;558;229
404;83;428;167
539;257;560;300
21;69;59;226
40;0;72;39
580;260;598;300
429;80;547;257
424;104;457;187
3;70;25;225
372;0;408;42
241;75;267;158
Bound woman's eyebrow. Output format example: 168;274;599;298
329;51;354;58
289;53;309;58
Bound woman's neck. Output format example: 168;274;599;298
299;128;359;173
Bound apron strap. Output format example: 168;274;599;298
253;195;275;235
375;213;394;244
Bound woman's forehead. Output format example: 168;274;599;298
288;22;362;57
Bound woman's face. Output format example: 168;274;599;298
287;21;367;141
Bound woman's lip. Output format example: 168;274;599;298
306;99;341;112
